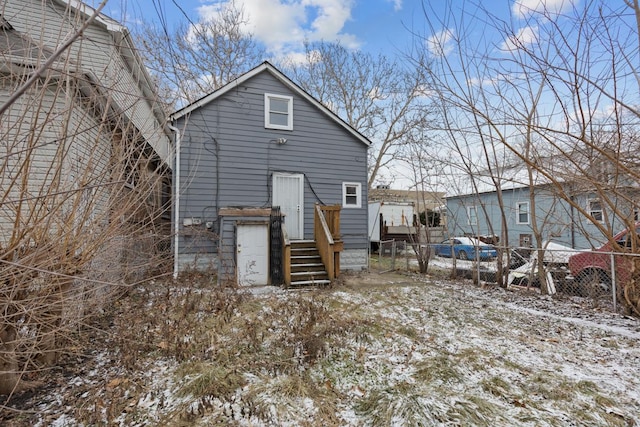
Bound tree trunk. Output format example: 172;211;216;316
0;324;20;395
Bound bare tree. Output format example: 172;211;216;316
411;0;640;312
406;30;515;286
138;0;265;108
280;41;435;191
403;136;440;274
1;1;171;397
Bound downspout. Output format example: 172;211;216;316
168;123;181;279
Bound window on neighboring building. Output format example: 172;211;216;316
467;206;478;225
589;199;603;222
634;206;639;222
516;201;530;224
265;93;293;130
342;182;362;208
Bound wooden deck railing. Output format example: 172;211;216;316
314;204;343;280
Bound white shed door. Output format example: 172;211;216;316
237;224;269;286
273;173;304;239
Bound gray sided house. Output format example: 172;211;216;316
445;168;640;250
171;62;370;285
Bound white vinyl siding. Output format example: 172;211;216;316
3;0;171;165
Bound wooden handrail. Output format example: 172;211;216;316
315;205;335;280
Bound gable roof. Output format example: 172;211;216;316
56;0;125;32
47;1;169;143
445;166;553;199
447;143;640;199
1;2;172;167
170;61;371;147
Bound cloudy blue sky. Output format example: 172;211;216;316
101;0;578;60
95;0;586;187
105;0;421;57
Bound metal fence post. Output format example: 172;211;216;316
610;252;617;311
391;240;396;271
407;249;410;271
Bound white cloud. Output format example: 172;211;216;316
413;84;434;99
197;0;359;56
426;28;455;58
500;25;539;52
280;51;310;66
368;86;385;101
512;0;577;19
279;49;323;67
387;0;402;12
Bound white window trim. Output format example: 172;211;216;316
516;201;530;225
264;93;293;130
588;198;603;222
467;206;478;226
342;182;362;208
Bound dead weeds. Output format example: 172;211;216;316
2;269;639;426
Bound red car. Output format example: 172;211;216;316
568;223;640;295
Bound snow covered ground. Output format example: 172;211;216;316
3;272;639;426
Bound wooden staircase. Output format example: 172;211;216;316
289;240;331;286
280;204;343;288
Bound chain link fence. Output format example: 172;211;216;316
370;239;640;313
370;240;406;273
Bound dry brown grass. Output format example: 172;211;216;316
2;270;639;426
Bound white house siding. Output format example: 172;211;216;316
1;0;172;165
1;0;172;257
0;76;112;246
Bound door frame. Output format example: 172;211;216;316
272;172;304;239
236;222;269;286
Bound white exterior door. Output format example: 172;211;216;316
237;223;269;286
273;173;304;239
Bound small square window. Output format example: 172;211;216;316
589;199;603;222
342;182;362;208
467;206;478;225
265;93;293;130
516;202;529;224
